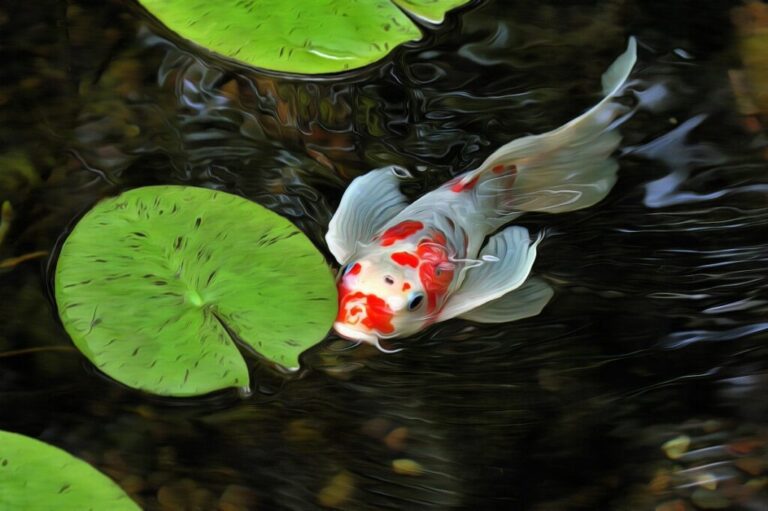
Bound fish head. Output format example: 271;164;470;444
333;253;430;343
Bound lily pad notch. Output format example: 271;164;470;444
55;186;337;397
137;0;473;74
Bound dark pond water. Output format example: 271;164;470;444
2;0;768;509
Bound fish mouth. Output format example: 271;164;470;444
333;322;378;344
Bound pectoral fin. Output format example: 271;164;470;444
326;166;411;264
458;277;553;323
439;226;542;321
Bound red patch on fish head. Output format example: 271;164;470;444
336;279;395;335
391;251;419;268
336;288;365;325
360;293;395;334
380;221;424;247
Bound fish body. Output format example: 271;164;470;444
326;39;638;346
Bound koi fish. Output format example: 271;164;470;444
326;38;638;349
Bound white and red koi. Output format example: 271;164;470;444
326;39;638;347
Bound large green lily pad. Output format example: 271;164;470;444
55;186;337;396
0;430;140;511
138;0;471;74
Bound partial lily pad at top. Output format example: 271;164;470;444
0;430;140;511
138;0;472;74
55;186;337;397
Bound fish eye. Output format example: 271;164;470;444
407;293;424;311
384;276;394;285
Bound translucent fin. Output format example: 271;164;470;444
458;277;553;323
439;226;542;321
454;37;637;218
326;166;411;264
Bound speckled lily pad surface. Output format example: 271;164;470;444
138;0;471;73
55;186;337;396
0;430;140;510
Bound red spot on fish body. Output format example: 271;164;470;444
431;230;447;246
451;176;479;193
508;164;518;184
402;282;411;291
416;232;455;314
347;263;361;275
492;163;517;175
391;251;419;268
380;221;424;247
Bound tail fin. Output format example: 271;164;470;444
457;37;637;218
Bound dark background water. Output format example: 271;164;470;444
2;0;768;509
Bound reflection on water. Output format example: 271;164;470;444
1;0;768;509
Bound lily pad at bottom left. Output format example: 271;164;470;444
0;430;140;511
55;186;338;397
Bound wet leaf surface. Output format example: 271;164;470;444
55;186;337;395
138;0;471;74
0;430;140;511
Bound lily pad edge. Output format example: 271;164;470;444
135;0;474;76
